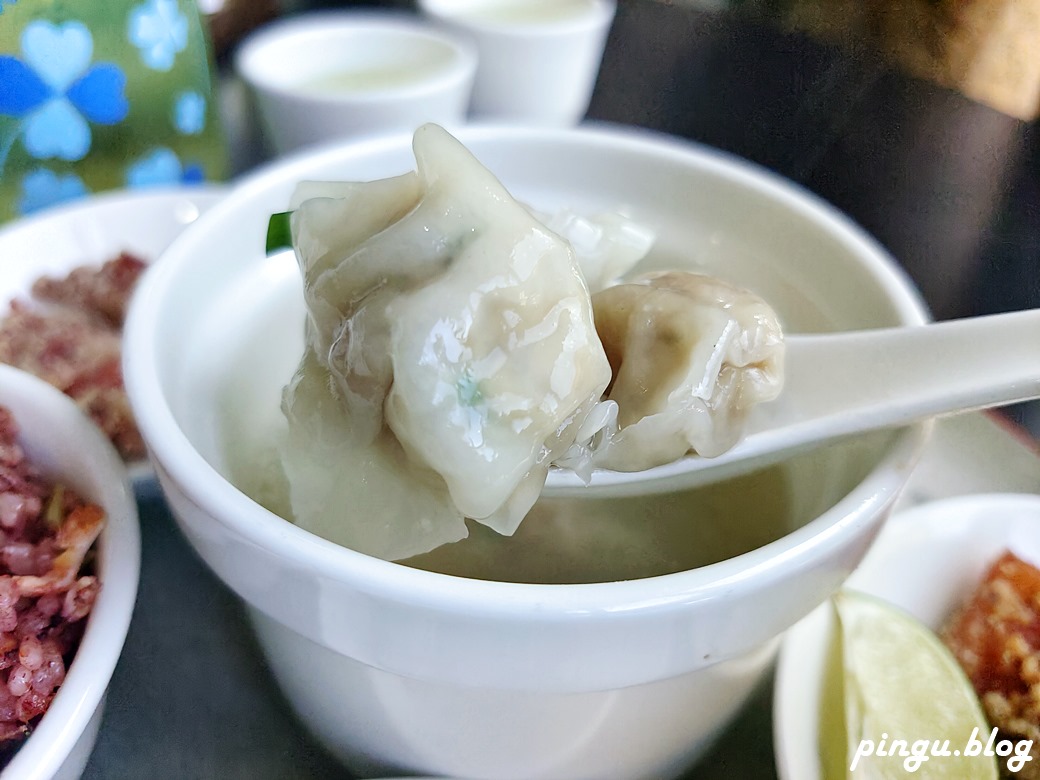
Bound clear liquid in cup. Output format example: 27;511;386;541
460;0;601;25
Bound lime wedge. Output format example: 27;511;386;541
823;589;998;779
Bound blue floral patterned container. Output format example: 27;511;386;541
0;0;226;221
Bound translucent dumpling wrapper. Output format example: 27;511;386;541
536;208;655;292
280;123;612;560
590;271;785;471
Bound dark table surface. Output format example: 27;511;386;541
590;0;1040;324
82;1;1039;778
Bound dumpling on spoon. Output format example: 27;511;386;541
590;271;785;471
280;123;612;560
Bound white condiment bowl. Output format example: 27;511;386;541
123;124;930;779
774;493;1040;780
234;11;477;156
0;365;140;780
417;0;616;125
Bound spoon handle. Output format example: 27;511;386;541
543;309;1040;498
774;308;1040;434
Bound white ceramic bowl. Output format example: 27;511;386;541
234;11;477;156
774;492;1040;780
0;365;140;780
123;124;930;780
0;185;225;485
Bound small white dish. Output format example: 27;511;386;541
0;365;140;780
0;185;225;487
418;0;616;125
774;492;1040;780
234;11;477;156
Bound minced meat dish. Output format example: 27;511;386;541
0;253;146;461
943;551;1040;779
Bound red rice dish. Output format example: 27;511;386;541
0;253;146;461
0;405;103;760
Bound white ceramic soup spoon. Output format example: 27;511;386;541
543;308;1040;498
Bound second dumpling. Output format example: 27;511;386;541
591;271;785;471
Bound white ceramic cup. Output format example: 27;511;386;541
418;0;616;125
233;12;477;155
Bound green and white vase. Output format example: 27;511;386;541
0;0;227;222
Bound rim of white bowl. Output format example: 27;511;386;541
234;10;478;106
124;122;929;617
0;365;140;780
0;184;224;241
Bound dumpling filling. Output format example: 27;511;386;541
280;124;784;561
